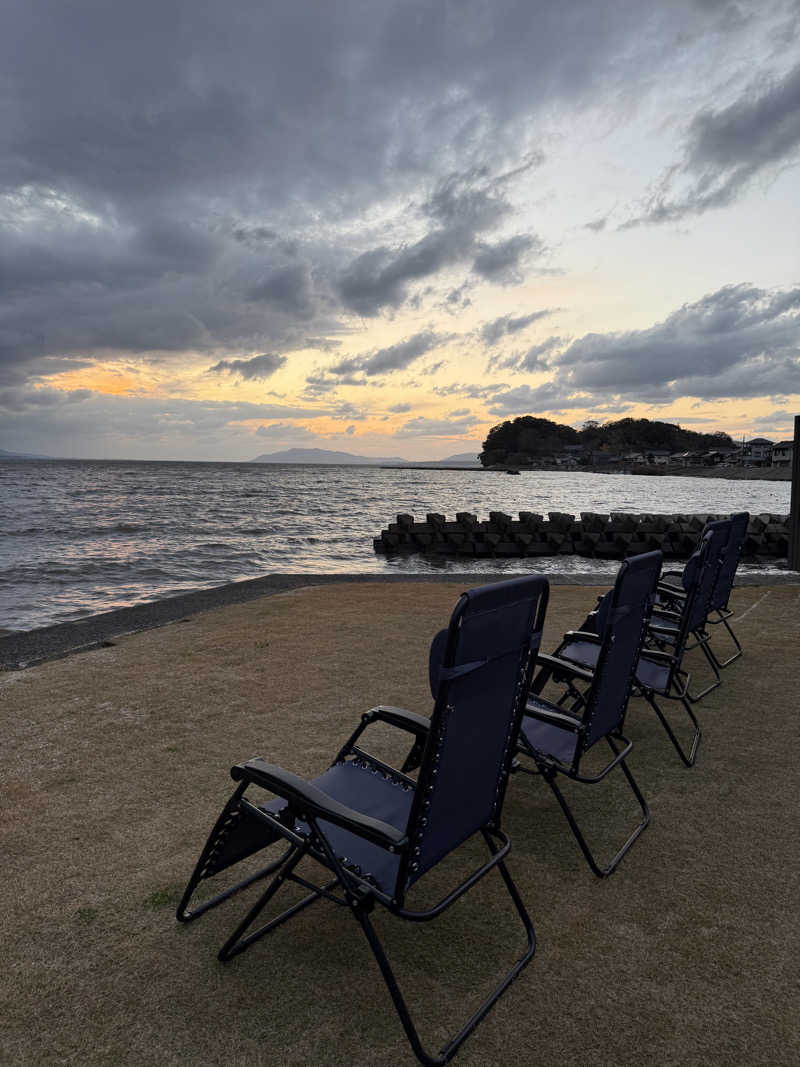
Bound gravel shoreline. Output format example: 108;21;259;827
2;568;798;670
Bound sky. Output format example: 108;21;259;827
1;0;799;461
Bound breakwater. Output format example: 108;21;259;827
374;512;790;561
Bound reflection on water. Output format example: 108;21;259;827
0;459;791;631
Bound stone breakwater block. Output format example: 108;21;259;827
581;512;609;532
625;540;650;557
595;541;623;559
374;509;787;559
489;511;513;528
527;541;553;556
609;513;639;533
548;511;576;531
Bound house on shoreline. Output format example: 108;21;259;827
771;440;794;468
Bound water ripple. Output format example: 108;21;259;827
0;458;790;631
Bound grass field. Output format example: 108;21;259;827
2;582;798;1066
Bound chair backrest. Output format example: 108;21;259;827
579;551;662;752
403;575;549;890
708;512;748;612
683;518;730;630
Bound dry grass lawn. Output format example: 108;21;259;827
2;582;799;1066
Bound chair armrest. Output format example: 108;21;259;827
537;652;596;684
231;758;409;850
639;649;678;667
562;629;603;644
658;580;686;597
660;570;684;581
364;705;430;736
525;700;584;732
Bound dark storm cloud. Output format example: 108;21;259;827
480;310;555;346
327;330;447;379
492;336;565;373
485;382;584;416
245;264;316;317
625;60;800;225
0;386;93;412
1;0;788;401
471;234;542;283
207;353;287;380
334;170;544;315
554;283;800;399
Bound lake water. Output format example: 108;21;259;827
0;459;791;632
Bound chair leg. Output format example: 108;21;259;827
645;692;701;767
177;785;293;923
218;841;331;961
706;613;743;669
542;742;650;879
683;635;721;703
353;842;535;1067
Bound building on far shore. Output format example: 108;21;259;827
744;437;774;466
771;440;794;468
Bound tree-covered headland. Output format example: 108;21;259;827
479;416;735;467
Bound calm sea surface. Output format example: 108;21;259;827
0;459;791;632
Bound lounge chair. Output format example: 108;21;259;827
657;512;749;669
646;517;732;702
513;550;662;878
555;534;719;767
177;575;550;1067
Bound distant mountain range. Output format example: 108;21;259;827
250;447;481;466
0;447;51;459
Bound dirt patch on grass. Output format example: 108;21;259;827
2;582;799;1066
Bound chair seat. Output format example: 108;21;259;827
559;639;671;695
649;614;679;642
521;697;579;764
261;759;414;893
632;654;671;693
558;638;600;670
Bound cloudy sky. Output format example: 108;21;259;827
2;0;799;461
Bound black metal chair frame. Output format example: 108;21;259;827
557;537;717;768
647;519;737;704
513;552;661;878
657;512;748;671
177;577;549;1067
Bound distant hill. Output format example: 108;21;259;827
250;447;481;466
0;447;51;459
480;416;735;466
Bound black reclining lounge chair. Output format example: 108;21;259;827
657;511;749;670
177;575;549;1067
646;517;732;702
513;550;662;878
555;534;719;767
